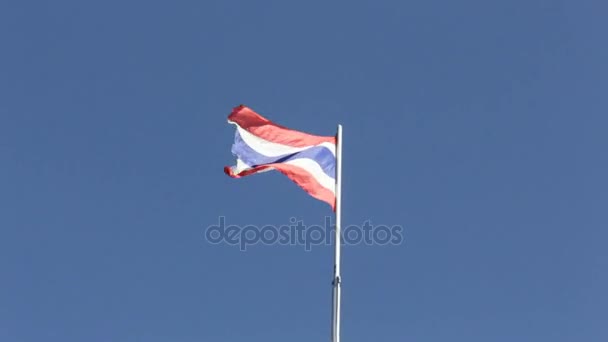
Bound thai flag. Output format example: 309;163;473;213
224;105;337;210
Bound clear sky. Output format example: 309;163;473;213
1;0;607;341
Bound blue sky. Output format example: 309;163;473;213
1;0;607;341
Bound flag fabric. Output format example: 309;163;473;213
224;105;337;210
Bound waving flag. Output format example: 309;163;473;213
224;105;337;210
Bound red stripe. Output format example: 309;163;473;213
228;105;336;147
224;163;336;210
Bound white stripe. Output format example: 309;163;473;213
283;158;336;194
236;157;335;194
231;122;336;157
233;159;250;173
233;158;273;174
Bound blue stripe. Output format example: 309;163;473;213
231;131;336;179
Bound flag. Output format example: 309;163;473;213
224;105;337;210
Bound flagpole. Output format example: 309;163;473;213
332;124;343;342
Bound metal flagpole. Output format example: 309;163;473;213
331;124;343;342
